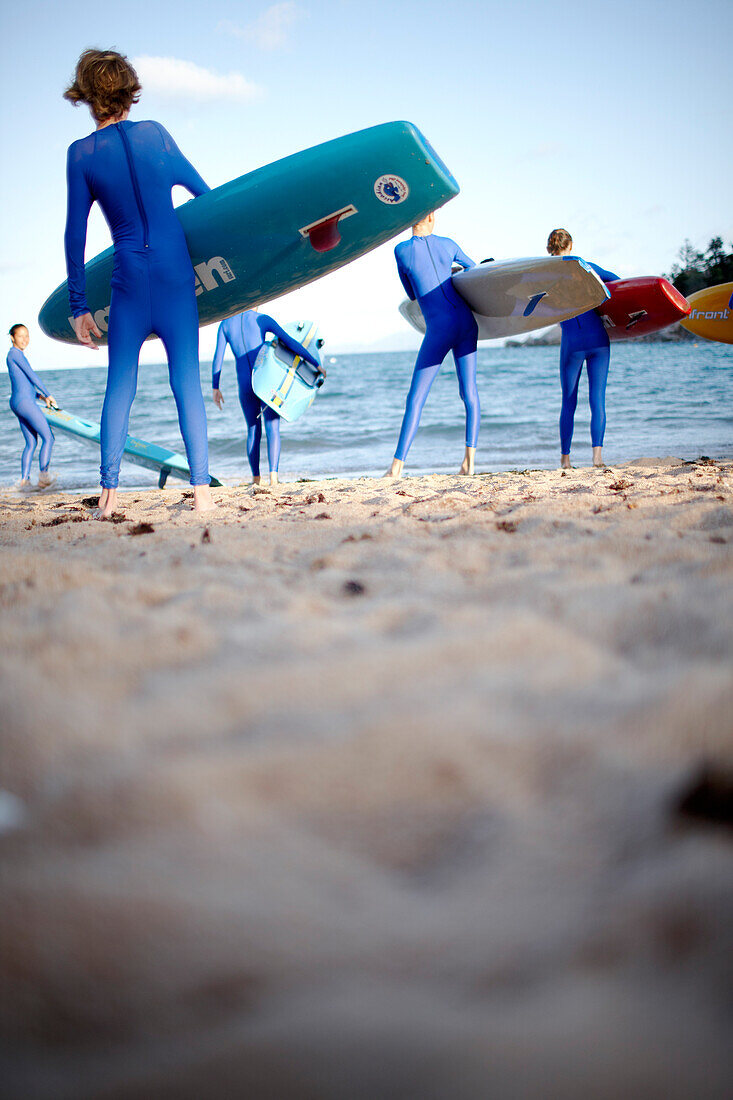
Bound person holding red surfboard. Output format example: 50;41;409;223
546;229;618;468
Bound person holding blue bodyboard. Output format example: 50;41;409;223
386;212;480;478
212;310;320;486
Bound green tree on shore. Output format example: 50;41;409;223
666;237;733;296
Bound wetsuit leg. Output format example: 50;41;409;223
13;400;54;476
238;383;263;477
453;320;480;448
394;327;452;461
585;346;610;447
16;416;37;480
101;290;148;489
153;280;210;487
262;406;281;473
559;347;586;454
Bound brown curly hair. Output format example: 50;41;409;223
547;228;573;255
64;49;141;123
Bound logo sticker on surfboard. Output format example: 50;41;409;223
374;175;409;204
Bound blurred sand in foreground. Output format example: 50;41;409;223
1;457;732;1099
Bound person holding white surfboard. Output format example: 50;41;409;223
546;229;618;468
63;49;214;517
387;212;480;478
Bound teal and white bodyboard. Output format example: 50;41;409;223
252;321;325;423
41;404;222;487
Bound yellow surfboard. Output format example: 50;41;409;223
680;282;733;344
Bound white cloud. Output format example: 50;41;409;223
132;56;262;102
218;3;301;51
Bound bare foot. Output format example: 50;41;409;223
459;446;476;476
252;475;261;485
592;446;605;468
193;484;216;513
15;478;32;492
94;487;117;519
270;471;279;486
560;454;573;470
37;470;57;489
384;458;404;479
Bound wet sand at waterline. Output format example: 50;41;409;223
1;457;732;1098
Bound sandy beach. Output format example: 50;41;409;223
1;456;732;1099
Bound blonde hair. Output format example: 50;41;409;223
547;228;572;255
64;49;141;122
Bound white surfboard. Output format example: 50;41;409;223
399;256;610;340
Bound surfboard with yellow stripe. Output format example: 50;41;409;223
252;320;325;422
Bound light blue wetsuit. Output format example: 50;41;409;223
65;120;211;488
393;234;479;461
212;311;319;477
6;347;54;479
558;258;619;454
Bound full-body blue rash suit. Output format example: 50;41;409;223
558;259;619;454
65;120;211;489
212;311;319;477
393;234;480;461
5;347;54;480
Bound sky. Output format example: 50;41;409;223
1;0;732;368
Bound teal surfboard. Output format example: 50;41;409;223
252;320;325;423
41;405;222;487
39;121;459;345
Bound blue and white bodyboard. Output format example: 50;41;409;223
252;320;325;423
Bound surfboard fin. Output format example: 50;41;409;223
307;216;342;252
625;310;648;330
523;292;547;318
299;205;358;253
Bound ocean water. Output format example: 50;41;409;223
1;342;731;489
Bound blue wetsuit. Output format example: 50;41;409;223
6;347;54;479
393;234;479;462
65;120;211;488
558;258;619;454
212;311;319;476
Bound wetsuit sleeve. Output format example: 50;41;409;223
153;122;211;197
263;316;320;367
394;247;416;300
64;144;94;318
452;242;476;270
212;323;228;389
11;349;49;397
589;261;619;283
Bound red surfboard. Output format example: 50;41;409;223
596;277;689;341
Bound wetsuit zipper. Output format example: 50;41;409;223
241;312;255;373
424;236;453;307
116;123;150;248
